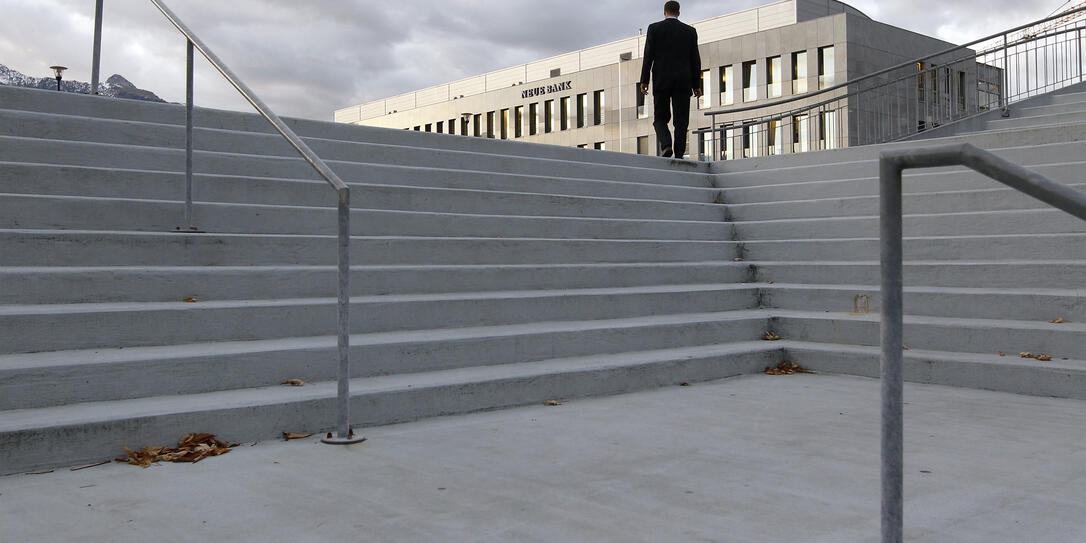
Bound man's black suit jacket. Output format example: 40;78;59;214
639;18;701;96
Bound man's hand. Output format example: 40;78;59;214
693;88;704;98
640;83;649;95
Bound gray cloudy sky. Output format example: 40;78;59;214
0;0;1064;120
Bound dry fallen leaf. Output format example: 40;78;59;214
903;345;910;351
1019;352;1033;358
765;362;814;375
767;281;775;285
280;379;305;387
714;198;727;205
543;400;562;406
763;331;781;341
183;297;198;303
679;382;691;387
998;352;1006;357
1050;317;1065;324
733;257;744;262
1036;354;1052;361
283;432;314;441
116;433;236;468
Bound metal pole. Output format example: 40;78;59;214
184;40;194;231
618;61;623;154
323;187;365;445
879;154;905;543
1002;34;1010;114
91;0;104;94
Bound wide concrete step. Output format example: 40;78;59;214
985;110;1086;131
0;311;771;410
740;233;1086;261
783;340;1086;400
0;262;750;304
734;209;1086;240
0;86;703;172
1015;97;1086;116
0;162;717;207
747;260;1086;289
725;183;1086;220
0;284;760;353
0;230;740;266
762;283;1086;322
716;160;1085;204
0;194;730;238
773;310;1086;360
0;108;710;186
0;340;781;475
714;140;1084;188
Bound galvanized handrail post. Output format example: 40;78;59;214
91;0;104;95
878;143;1086;543
184;39;194;231
1002;33;1011;115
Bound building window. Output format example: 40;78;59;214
577;144;587;148
500;108;509;139
818;46;835;89
743;124;761;158
529;103;539;135
958;71;966;107
514;106;524;138
436;121;444;134
792;51;808;94
460;116;469;136
593;90;605;125
719;65;734;106
636;135;650;155
636;85;648;119
473;114;481;137
593;141;606;150
448;119;456;135
485;112;495;138
576;93;587;128
560;96;571;130
544;100;554;133
425;123;432;132
819;110;838;149
742;61;758;102
698;69;711;109
767;56;782;99
698;128;711;159
793;114;809;153
414;126;421;131
767;119;781;155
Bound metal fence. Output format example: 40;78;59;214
695;6;1086;161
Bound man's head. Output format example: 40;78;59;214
664;1;680;17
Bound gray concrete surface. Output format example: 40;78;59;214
2;374;1083;543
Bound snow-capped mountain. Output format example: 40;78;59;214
0;64;165;103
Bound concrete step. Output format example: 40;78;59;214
0;162;717;208
0;340;781;475
714;140;1085;188
0;86;704;173
0;109;712;187
0;135;712;189
740;233;1086;261
0;262;750;304
0;194;730;236
1015;98;1086;116
724;183;1086;220
761;283;1086;322
0;230;740;266
734;209;1086;240
782;340;1086;400
773;310;1086;360
985;110;1086;131
0;284;760;353
0;311;771;410
746;260;1086;289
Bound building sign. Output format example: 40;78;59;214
521;81;573;99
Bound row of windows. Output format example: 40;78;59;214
691;111;842;160
408;90;607;139
696;46;836;110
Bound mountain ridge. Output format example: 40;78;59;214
0;64;165;103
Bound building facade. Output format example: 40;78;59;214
334;0;960;159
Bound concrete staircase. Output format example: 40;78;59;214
1;83;1083;474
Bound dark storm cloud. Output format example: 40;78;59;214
0;0;1065;120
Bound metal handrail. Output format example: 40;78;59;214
877;143;1086;543
90;0;361;444
695;6;1086;161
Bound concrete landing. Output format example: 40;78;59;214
2;374;1083;542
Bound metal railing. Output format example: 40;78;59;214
90;0;363;444
878;143;1086;543
694;6;1086;161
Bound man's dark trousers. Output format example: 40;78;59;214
652;86;691;157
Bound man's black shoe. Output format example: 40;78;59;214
661;146;674;158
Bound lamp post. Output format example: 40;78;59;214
49;66;67;91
